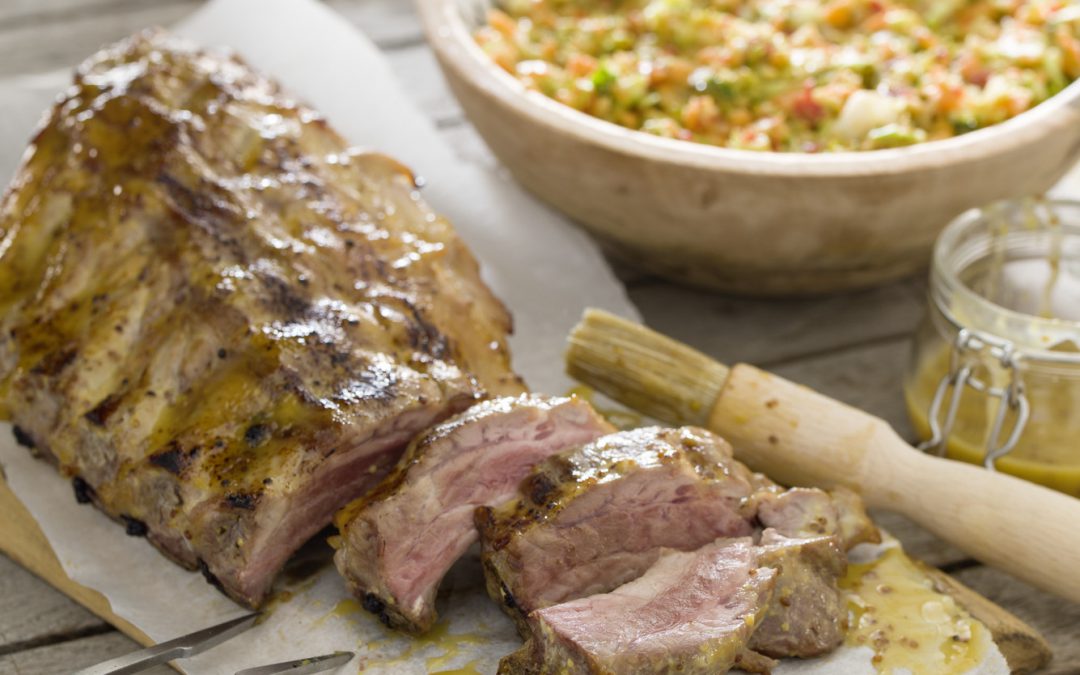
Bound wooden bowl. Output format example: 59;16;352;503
417;0;1080;296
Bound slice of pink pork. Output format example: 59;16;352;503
477;427;762;631
333;394;613;633
500;538;777;675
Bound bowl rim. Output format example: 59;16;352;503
418;0;1080;178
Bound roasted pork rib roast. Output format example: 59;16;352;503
0;31;523;607
333;395;612;633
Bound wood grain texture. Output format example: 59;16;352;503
769;337;916;436
0;2;199;76
0;554;107;653
632;280;925;372
0;475;153;649
0;631;171;675
0;0;193;27
0;0;426;78
953;566;1080;675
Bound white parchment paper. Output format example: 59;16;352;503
0;0;1024;672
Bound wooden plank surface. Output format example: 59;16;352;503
0;1;200;77
0;631;173;675
0;474;154;650
0;554;107;654
0;0;427;78
0;0;1076;673
952;567;1080;675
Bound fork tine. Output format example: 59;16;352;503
72;613;259;675
169;612;260;656
233;651;355;675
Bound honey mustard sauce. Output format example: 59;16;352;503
906;199;1080;496
355;618;492;674
841;545;990;674
906;348;1080;496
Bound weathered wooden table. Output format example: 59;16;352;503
0;1;1077;673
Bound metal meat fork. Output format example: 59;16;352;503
72;613;354;675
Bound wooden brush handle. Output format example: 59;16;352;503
710;363;1080;606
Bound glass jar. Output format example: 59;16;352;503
904;199;1080;497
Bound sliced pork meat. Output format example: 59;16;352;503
333;395;612;633
754;486;880;550
476;427;761;628
501;538;777;675
828;486;882;549
748;532;847;658
0;31;524;607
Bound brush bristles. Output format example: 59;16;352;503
565;309;729;427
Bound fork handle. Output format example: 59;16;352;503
708;363;1080;605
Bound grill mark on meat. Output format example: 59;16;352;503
156;171;247;261
243;423;270;447
122;515;149;537
29;347;77;376
149;442;198;476
226;492;259;510
400;298;449;359
72;477;95;504
198;558;225;593
526;472;557;507
84;392;125;427
258;273;313;323
499;582;518;611
362;593;394;628
12;425;34;449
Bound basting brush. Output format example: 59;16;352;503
566;309;1080;610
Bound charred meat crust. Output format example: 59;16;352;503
72;476;95;504
362;593;390;623
12;425;35;449
121;515;149;537
0;30;523;607
148;442;198;475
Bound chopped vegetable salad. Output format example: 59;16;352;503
476;0;1080;151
